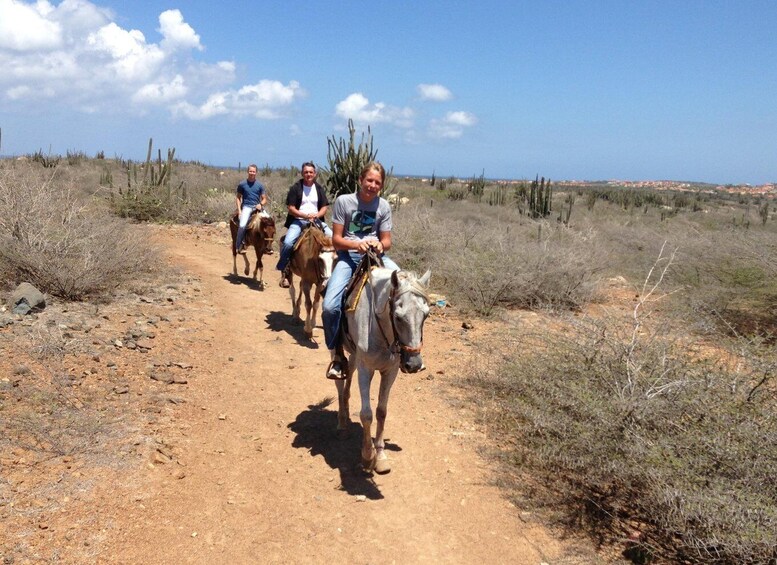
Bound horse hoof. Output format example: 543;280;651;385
361;456;376;473
374;458;391;475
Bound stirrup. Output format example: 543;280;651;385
326;359;346;380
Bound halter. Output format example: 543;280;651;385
365;258;427;355
386;283;427;354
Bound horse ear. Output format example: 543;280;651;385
391;269;400;288
418;269;431;287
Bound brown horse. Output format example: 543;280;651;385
230;212;276;286
286;226;336;339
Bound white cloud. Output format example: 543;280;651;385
87;22;165;81
429;111;478;139
417;83;452;102
445;111;477;126
0;2;304;121
173;80;305;120
133;74;187;104
0;0;63;50
158;9;202;52
335;92;414;128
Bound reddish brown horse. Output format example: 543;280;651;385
230;212;276;286
286;226;335;339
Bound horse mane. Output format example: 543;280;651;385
304;226;333;250
393;270;430;302
246;213;275;233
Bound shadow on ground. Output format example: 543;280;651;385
288;398;402;500
264;311;321;348
223;273;267;291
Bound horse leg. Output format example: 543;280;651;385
231;223;239;276
253;246;263;284
334;364;353;439
302;281;314;339
242;252;250;276
358;366;377;471
291;276;302;320
373;366;398;474
311;284;323;335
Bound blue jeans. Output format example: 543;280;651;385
322;250;399;351
276;219;332;271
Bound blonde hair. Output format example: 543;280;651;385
359;161;386;183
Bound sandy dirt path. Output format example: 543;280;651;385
95;224;594;564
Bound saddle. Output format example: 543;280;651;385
230;208;268;228
281;220;326;253
339;249;384;353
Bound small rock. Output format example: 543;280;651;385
461;322;474;330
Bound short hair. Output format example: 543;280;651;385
360;161;386;183
301;161;316;171
247;164;258;172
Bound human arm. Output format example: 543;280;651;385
286;203;324;222
235;192;243;216
259;191;267;209
331;223;390;254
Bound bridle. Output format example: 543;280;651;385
363;254;427;355
386;283;427;354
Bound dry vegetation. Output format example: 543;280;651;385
1;151;776;563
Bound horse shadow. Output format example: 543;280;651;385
264;311;321;349
288;398;400;500
223;273;267;291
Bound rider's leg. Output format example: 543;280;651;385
322;252;357;378
276;221;303;272
321;222;333;238
381;256;399;271
235;206;254;252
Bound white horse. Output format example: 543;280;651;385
334;266;431;474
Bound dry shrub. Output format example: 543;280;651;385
392;200;604;314
0;163;156;299
463;251;777;564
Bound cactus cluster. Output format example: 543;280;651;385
30;149;61;168
113;138;183;221
325;119;386;199
528;175;552;218
468;170;486;203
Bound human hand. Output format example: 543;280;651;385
358;240;382;254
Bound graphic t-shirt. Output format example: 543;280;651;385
331;193;392;242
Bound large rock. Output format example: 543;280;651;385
9;282;46;315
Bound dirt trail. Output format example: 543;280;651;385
77;225;593;563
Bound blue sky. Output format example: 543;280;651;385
1;0;775;184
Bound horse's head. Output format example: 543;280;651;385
309;230;335;287
318;249;336;287
260;216;276;246
390;269;431;373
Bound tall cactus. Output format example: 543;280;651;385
325;119;384;199
529;175;553;218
